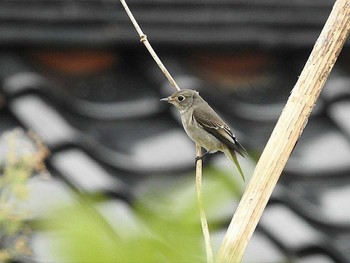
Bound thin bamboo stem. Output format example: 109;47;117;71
119;0;180;91
196;144;213;263
215;0;350;262
120;1;212;261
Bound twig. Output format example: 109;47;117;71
196;144;213;263
215;0;350;262
119;0;180;91
119;1;212;261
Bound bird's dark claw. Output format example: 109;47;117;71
195;151;211;164
195;155;203;164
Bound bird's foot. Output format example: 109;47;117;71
195;156;202;164
195;151;211;164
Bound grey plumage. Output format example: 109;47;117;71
161;89;246;181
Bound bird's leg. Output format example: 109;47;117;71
195;150;211;164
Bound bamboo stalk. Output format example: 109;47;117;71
216;0;350;262
119;1;212;261
195;144;213;263
119;0;180;91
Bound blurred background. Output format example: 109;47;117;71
1;0;350;262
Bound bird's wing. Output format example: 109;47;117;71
192;106;246;157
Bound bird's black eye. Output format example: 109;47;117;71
177;95;185;102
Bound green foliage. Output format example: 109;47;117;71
44;166;241;262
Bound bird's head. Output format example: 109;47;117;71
160;89;200;113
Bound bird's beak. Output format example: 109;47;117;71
160;97;170;103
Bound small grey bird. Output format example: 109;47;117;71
161;89;246;181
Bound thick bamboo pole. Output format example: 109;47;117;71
216;0;350;262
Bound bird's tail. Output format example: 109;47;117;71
224;148;245;182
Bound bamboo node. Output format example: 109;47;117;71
140;34;148;43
